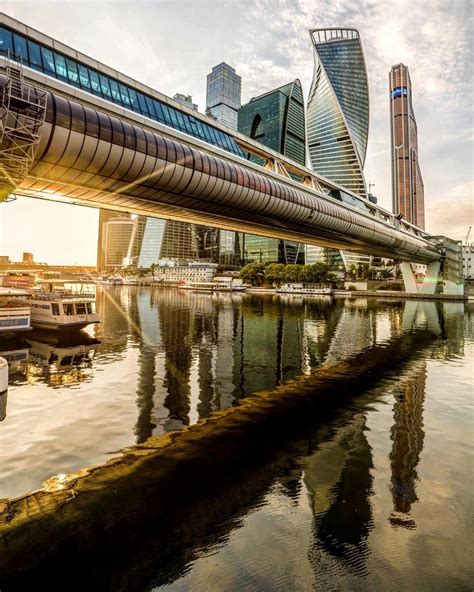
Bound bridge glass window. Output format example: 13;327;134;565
145;96;156;119
53;54;67;81
108;79;122;104
136;92;149;116
41;47;55;75
13;33;28;62
3;27;244;158
66;59;80;87
127;88;139;113
99;74;112;98
153;100;165;123
51;303;60;316
0;27;13;54
78;65;91;90
88;70;101;95
27;40;42;71
118;83;131;107
160;103;173;126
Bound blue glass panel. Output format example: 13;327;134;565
145;96;156;119
118;83;131;107
195;120;208;141
108;79;122;103
0;27;13;54
207;126;219;146
99;74;112;98
27;40;42;71
174;110;187;132
152;100;165;123
78;65;91;90
13;34;28;63
127;88;140;113
89;70;101;95
41;47;55;75
136;92;149;116
168;108;180;129
66;58;80;86
181;113;194;135
160;103;173;126
54;53;68;81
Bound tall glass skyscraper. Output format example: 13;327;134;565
307;29;369;198
206;63;242;130
137;219;198;269
237;80;307;265
390;64;425;229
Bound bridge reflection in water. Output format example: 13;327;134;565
0;292;469;591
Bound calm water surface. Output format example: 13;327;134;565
0;288;472;590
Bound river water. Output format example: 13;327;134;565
0;288;472;590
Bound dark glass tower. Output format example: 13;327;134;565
237;80;306;265
307;29;369;198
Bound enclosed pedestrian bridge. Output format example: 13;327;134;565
0;13;444;266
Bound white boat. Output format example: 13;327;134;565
179;278;246;292
29;281;100;331
276;283;333;296
214;277;246;292
118;276;139;286
0;287;32;336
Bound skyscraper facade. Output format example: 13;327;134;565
206;63;241;130
390;64;425;229
97;210;131;271
237;80;306;265
102;217;135;270
307;28;369;198
137;219;198;269
172;93;198;111
238;80;306;166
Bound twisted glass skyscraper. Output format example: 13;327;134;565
307;29;369;198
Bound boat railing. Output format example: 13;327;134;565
31;291;96;301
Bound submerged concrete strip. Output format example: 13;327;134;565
0;329;435;583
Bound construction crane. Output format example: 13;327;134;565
465;226;472;244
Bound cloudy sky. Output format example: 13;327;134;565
0;0;472;264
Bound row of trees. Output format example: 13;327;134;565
239;262;334;286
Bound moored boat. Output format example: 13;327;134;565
276;283;333;296
0;287;32;336
29;281;100;331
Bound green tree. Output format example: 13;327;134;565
240;262;265;286
264;263;285;285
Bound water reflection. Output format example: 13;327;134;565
0;292;472;591
389;361;426;528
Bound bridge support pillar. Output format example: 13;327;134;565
401;258;464;297
419;261;441;295
400;262;420;294
401;261;441;295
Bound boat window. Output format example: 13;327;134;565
75;302;87;314
85;302;96;314
51;303;60;315
63;303;75;315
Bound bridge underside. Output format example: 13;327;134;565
0;72;442;264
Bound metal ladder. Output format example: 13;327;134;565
0;49;47;201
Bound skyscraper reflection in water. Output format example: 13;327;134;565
389;362;426;528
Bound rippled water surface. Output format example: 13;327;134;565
0;288;472;590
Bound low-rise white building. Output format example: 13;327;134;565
154;262;217;284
